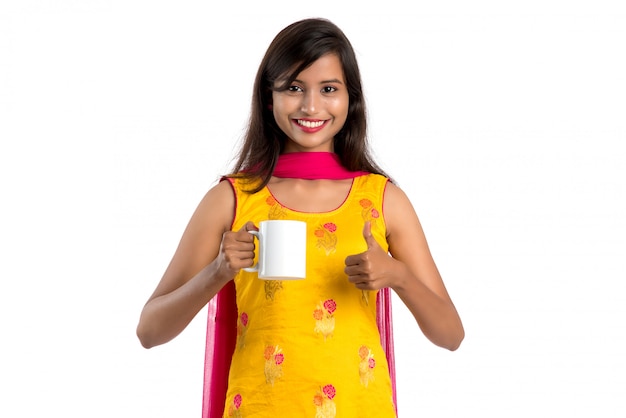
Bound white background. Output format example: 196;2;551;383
1;1;625;417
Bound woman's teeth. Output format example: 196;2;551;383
297;120;324;128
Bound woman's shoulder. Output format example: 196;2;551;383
221;174;265;192
381;179;412;207
202;175;265;207
381;179;421;234
194;179;237;224
352;172;390;193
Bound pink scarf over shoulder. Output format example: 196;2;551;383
201;152;397;417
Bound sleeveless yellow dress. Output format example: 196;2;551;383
222;174;397;418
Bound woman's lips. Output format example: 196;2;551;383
293;119;327;133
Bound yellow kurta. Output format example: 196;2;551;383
222;174;396;418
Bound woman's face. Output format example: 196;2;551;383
272;54;349;153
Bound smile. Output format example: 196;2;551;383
296;119;326;128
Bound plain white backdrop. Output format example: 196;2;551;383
1;1;624;416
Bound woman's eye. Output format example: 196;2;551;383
288;85;303;92
322;86;337;93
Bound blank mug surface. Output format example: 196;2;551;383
245;220;307;280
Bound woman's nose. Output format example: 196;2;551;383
300;91;319;114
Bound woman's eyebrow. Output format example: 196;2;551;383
293;78;345;85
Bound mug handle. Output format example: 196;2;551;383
243;230;259;272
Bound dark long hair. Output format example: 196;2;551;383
227;18;389;192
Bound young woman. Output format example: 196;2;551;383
137;17;464;417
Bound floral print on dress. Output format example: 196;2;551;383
264;280;283;300
237;312;249;349
315;222;337;255
358;345;376;387
264;345;284;385
266;195;286;220
313;384;337;418
359;199;380;225
313;299;336;339
227;393;242;418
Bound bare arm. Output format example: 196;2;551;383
136;180;256;349
345;182;464;351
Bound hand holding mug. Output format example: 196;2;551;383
215;221;258;281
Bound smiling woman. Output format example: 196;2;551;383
271;54;349;152
136;17;464;418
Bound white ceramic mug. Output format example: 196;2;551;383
243;220;307;280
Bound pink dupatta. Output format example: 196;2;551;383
201;152;397;417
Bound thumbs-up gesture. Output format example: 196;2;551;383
344;222;397;290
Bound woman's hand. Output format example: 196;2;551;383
214;221;258;283
344;222;401;290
